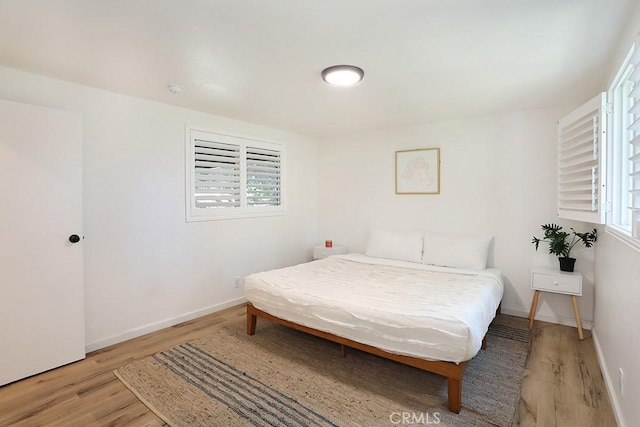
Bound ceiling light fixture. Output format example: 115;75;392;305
321;65;364;87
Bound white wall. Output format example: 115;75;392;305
0;66;319;351
593;235;640;426
591;4;640;426
317;109;599;328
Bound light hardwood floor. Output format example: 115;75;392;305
514;320;616;426
0;305;616;426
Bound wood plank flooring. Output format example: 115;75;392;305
0;305;616;426
513;321;616;426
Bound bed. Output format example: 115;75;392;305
243;232;503;413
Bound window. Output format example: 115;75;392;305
557;34;640;247
186;128;284;221
246;145;283;208
607;35;640;244
608;58;633;232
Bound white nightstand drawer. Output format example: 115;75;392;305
312;245;348;260
531;270;582;296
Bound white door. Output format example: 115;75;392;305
0;98;85;386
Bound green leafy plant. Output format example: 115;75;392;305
532;223;597;258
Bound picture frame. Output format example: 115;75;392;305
395;147;440;194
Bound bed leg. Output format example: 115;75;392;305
246;306;257;335
481;335;487;350
447;377;462;414
340;344;346;357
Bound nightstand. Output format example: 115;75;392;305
312;245;348;260
528;268;584;339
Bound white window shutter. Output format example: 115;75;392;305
192;135;241;209
187;130;242;221
196;143;241;208
557;93;607;224
246;145;282;208
628;36;640;238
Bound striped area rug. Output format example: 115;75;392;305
153;342;337;426
114;315;530;426
488;323;531;343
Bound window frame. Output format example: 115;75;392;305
605;41;640;251
185;127;285;222
607;60;633;232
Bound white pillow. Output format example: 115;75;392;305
365;229;424;263
422;233;493;270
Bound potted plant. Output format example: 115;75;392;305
531;223;597;272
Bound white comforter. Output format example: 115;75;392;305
243;253;504;363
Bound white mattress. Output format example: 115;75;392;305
243;253;504;363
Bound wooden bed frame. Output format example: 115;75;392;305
246;303;492;414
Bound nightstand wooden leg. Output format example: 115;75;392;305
529;290;540;330
571;295;584;340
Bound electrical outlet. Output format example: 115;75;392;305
618;368;624;396
234;277;243;288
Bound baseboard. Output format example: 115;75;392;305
85;297;247;353
499;308;530;319
499;307;593;330
592;329;625;427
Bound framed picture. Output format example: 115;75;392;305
395;148;440;194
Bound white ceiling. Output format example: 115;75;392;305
0;0;636;138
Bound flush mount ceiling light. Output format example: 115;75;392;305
321;65;364;87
